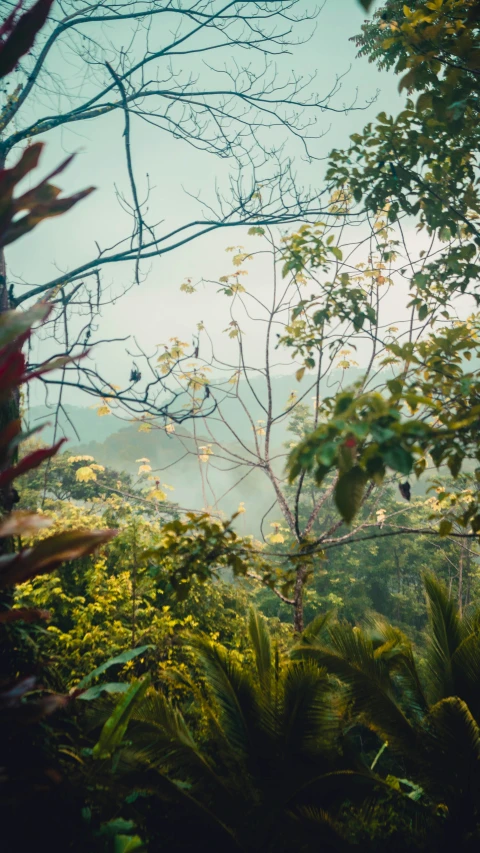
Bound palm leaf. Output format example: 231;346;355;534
294;625;421;760
299;611;334;646
248;607;271;691
193;635;259;758
424;573;465;701
424;697;480;812
282;660;340;754
449;629;480;721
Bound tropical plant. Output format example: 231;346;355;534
116;609;357;852
293;574;480;850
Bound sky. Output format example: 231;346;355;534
4;0;407;407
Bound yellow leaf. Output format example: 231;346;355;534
296;367;305;382
75;466;97;483
96;405;111;417
138;464;152;474
269;533;285;544
147;488;167;501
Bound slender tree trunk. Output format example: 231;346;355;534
293;566;307;633
0;145;21;551
458;542;464;617
131;518;138;648
465;541;471;608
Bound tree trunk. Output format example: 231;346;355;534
0;241;21;550
0;145;20;524
293;565;307;633
458;541;464;617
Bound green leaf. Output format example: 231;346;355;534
365;455;386;485
78;683;131;701
418;303;429;321
382;445;413;476
98;819;136;837
92;676;150;759
438;520;453;537
114;836;145;853
334;466;367;523
76;645;154;690
316;441;337;466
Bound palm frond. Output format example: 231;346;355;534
299;611;334;646
428;696;480;769
450;629;480;721
192;635;259;757
248;607;272;691
423;697;480;818
129;691;218;782
294;625;421;760
424;573;465;702
282;660;340;754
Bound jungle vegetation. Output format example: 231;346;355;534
1;1;480;851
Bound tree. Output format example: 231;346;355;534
0;0;372;425
283;0;480;536
256;483;480;636
132;218;449;631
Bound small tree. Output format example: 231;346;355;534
136;214;453;630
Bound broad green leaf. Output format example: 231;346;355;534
438;520;453;537
334;466;367;523
92;676;150;759
114;836;145;853
76;645;154;690
382;445;413;476
77;683;131;701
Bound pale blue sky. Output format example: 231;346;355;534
5;0;405;405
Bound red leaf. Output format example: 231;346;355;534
0;143;43;197
0;418;21;455
0;510;52;537
0;528;117;588
0;675;36;706
0;0;55;78
2;186;95;246
22;348;90;382
0;607;50;624
0;349;26;397
0;437;66;488
0;302;51;349
0;3;24;39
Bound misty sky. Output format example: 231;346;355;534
5;0;406;407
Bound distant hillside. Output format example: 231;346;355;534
24;367;392;534
26;367;366;448
25;404;129;447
